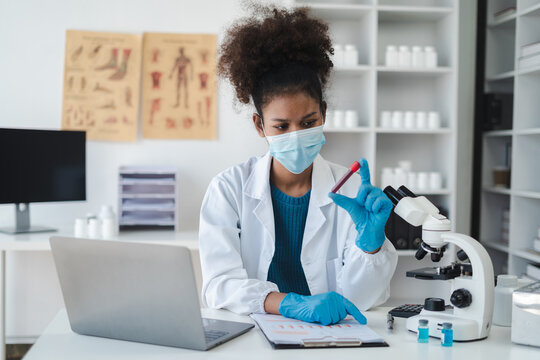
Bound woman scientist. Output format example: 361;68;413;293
199;5;398;325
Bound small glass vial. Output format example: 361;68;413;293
418;319;429;343
441;322;453;347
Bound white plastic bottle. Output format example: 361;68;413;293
99;205;117;238
493;274;519;326
411;46;425;68
385;45;399;67
333;44;344;67
424;46;438;68
398;45;411;67
344;44;358;66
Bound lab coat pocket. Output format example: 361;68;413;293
326;258;343;292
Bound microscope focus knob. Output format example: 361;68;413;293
450;288;472;308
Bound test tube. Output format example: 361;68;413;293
331;161;361;193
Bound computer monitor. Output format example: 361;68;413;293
0;128;86;234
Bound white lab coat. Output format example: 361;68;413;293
199;153;398;315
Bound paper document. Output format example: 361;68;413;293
250;314;384;346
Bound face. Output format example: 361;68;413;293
253;92;326;137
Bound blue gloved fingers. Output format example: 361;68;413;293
337;303;348;322
364;188;381;211
328;192;356;210
341;297;367;325
355;183;370;205
359;158;371;185
372;194;393;217
328;301;342;325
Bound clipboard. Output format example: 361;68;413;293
250;314;389;349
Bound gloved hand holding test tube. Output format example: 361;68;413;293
331;160;361;193
329;159;393;253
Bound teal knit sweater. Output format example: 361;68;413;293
267;183;311;296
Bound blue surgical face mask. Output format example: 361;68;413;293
262;122;326;174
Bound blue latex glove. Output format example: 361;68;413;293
279;291;367;326
328;158;393;253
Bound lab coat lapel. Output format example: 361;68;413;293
302;155;335;250
244;153;275;244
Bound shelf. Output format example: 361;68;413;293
120;179;176;185
377;66;452;75
376;128;451;134
512;190;540;199
517;64;540;76
488;13;516;28
119;220;175;226
121;206;175;212
483;240;510;253
121;194;176;199
483;129;513;137
324;127;370;133
483;186;512;195
334;65;371;74
485;70;514;81
519;2;540;17
514;128;540;135
378;6;453;22
513;249;540;263
300;3;372;20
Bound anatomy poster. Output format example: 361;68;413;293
61;30;141;141
141;33;217;140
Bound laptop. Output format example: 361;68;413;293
49;236;254;350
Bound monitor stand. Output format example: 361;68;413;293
0;203;57;234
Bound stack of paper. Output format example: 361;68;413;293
250;314;386;348
519;41;540;69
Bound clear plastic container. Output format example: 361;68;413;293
493;274;519;326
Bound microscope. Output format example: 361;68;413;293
384;185;495;341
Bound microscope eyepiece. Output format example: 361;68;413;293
383;186;403;205
397;185;417;198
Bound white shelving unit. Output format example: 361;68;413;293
118;166;179;230
294;0;458;241
480;0;540;278
293;0;461;302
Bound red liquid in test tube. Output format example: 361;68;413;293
331;161;361;193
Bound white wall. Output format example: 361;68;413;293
0;0;281;339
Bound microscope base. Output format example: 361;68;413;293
406;309;488;342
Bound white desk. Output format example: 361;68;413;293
0;227;199;360
23;307;540;360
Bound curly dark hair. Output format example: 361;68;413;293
218;4;334;115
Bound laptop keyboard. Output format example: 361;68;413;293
204;329;229;343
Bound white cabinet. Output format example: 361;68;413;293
293;0;463;303
480;0;540;279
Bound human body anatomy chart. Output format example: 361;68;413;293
61;30;142;141
141;33;217;140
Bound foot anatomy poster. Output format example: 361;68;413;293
61;30;142;141
141;33;217;140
